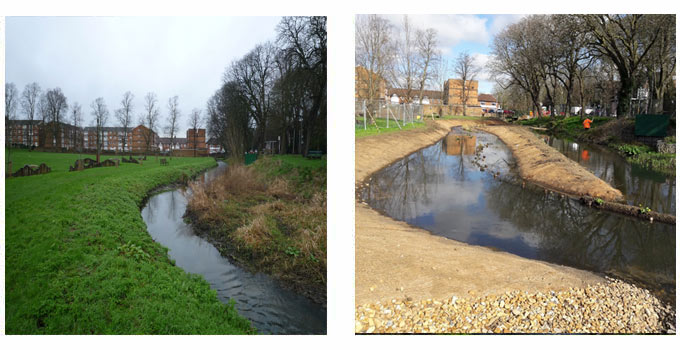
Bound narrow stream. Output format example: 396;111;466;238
542;135;676;214
142;162;327;334
360;129;675;305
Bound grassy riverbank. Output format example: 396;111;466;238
186;154;327;304
5;149;253;334
355;116;426;138
518;116;676;175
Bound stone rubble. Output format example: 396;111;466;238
355;278;675;334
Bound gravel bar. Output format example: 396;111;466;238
355;277;675;334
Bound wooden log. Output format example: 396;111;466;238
581;196;675;225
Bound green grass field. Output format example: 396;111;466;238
355;116;426;138
4;149;253;334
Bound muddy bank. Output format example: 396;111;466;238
355;119;606;305
479;125;623;202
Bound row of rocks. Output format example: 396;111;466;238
355;277;674;334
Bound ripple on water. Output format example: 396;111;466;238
142;163;326;334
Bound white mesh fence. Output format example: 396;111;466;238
355;100;425;130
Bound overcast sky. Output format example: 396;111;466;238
380;14;525;94
5;16;281;136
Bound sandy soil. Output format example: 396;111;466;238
480;125;624;201
355;119;607;305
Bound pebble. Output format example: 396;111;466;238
355;278;674;334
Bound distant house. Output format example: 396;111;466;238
478;94;499;112
386;88;443;105
207;137;224;154
159;137;187;152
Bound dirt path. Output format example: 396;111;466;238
480;125;623;201
355;119;606;305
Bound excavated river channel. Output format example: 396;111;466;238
359;129;675;306
142;162;326;334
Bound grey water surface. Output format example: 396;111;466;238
360;129;675;304
142;162;326;334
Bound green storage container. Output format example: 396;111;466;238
635;114;669;137
244;153;258;165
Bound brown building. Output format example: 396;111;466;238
443;79;479;106
7;120;81;150
83;127;132;152
7;120;40;147
186;128;207;155
130;125;160;153
355;66;387;101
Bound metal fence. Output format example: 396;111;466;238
355;100;425;130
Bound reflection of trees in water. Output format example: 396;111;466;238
485;179;675;288
366;142;448;220
547;137;676;214
168;191;178;221
145;195;156;223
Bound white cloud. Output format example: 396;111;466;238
488;14;527;37
380;14;490;51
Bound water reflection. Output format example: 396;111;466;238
361;131;675;303
544;136;676;214
142;163;326;335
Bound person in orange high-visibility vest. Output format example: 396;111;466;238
583;118;593;130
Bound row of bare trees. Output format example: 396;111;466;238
490;14;676;118
207;16;326;158
5;81;205;162
355;15;443;103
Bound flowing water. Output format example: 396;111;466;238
142;162;326;334
360;129;675;304
542;135;675;214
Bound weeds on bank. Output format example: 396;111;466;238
187;156;327;302
519;117;676;175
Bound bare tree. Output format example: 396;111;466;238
394;15;417;102
5;83;19;167
90;97;109;164
547;15;593;117
21;82;41;147
276;16;327;155
165;96;181;158
44;87;68;149
490;15;549;119
228;42;276;150
37;93;49;148
415;28;440;104
70;102;83;152
355;15;395;101
140;92;160;156
580;14;666;117
115;91;134;156
453;51;481;116
432;57;450;102
208;81;252;159
642;15;676;114
188;108;203;157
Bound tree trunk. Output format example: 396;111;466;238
616;73;634;118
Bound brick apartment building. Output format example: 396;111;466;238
7;119;209;155
7;120;81;150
